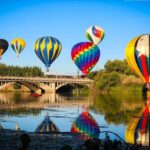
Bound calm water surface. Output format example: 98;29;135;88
0;91;146;141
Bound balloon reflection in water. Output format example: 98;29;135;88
35;113;59;133
71;110;100;140
125;101;150;146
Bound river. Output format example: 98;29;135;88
0;91;146;142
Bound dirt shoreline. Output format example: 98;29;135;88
0;129;84;150
0;129;149;150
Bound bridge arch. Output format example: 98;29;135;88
56;83;90;93
0;81;44;94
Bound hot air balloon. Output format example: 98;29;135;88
71;42;100;75
0;39;9;59
11;38;26;57
34;37;62;71
125;34;150;84
86;26;105;45
125;101;150;146
71;111;100;140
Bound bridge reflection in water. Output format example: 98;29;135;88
0;92;93;110
0;92;93;132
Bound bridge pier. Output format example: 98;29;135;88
51;83;56;93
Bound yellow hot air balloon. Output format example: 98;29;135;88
11;38;26;57
125;34;150;84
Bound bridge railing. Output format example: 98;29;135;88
0;76;93;84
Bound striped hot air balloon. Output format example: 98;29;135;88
71;42;100;75
86;26;105;45
0;39;9;59
71;111;100;140
34;37;62;71
11;38;26;57
125;34;150;83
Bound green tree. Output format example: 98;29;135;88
104;59;135;75
0;64;44;77
95;71;121;91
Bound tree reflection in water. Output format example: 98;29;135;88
91;92;145;125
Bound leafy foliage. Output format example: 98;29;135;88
0;64;44;77
89;59;143;91
104;59;135;75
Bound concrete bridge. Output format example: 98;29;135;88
0;76;93;94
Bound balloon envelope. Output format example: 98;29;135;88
71;111;100;140
34;37;62;69
71;42;100;75
86;26;105;45
11;38;26;57
126;34;150;83
0;39;9;59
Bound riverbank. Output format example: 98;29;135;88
0;129;84;150
0;129;149;150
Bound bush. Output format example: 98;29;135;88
95;71;120;91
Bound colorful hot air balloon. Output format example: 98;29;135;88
34;37;62;71
71;111;100;140
71;42;100;75
125;34;150;83
125;102;150;146
0;39;9;59
86;26;105;45
11;38;26;57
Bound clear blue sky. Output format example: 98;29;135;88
0;0;150;75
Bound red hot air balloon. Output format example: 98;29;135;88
71;42;100;75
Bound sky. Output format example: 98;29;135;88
0;0;150;75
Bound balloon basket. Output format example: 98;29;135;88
46;68;49;72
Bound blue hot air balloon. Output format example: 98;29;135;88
34;37;62;71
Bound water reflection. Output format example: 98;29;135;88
125;100;150;146
91;93;145;125
0;92;92;117
71;109;100;140
0;91;147;141
35;113;59;133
